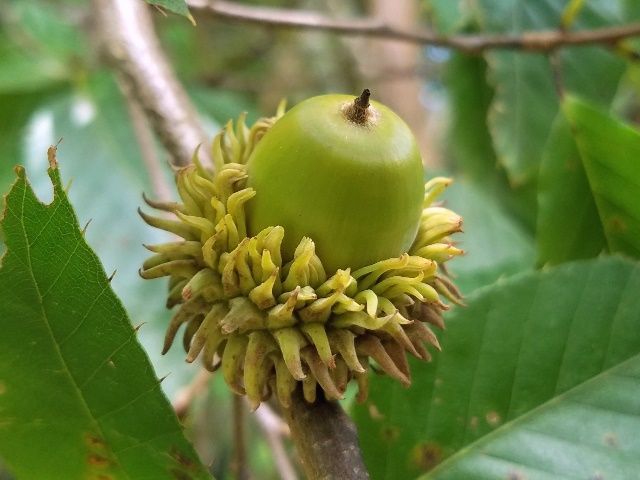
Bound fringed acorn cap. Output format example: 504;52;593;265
139;104;463;409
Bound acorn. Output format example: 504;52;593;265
139;91;463;409
247;89;424;272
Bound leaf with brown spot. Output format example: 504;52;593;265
410;443;443;472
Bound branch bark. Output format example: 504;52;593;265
283;388;369;480
93;0;209;167
189;0;640;54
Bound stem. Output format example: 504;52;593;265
283;387;369;480
232;393;249;480
344;89;372;125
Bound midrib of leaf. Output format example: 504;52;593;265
459;288;499;446
13;182;134;480
425;353;640;478
549;263;595;395
501;274;541;421
598;267;637;370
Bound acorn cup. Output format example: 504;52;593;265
139;90;464;409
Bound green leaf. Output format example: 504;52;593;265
536;112;607;265
479;0;629;185
446;52;536;231
422;0;468;33
423;354;640;479
146;0;195;24
564;96;640;258
0;2;85;93
353;256;640;480
0;163;211;479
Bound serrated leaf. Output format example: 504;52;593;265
0;162;211;479
146;0;195;24
480;0;629;185
564;96;640;258
423;354;640;479
536;112;607;265
353;256;640;480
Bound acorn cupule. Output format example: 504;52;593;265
139;102;463;408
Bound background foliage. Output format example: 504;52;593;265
2;0;640;479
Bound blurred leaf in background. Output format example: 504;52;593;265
536;114;607;265
564;96;640;257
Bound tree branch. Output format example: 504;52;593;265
189;0;640;54
93;0;210;167
283;387;369;480
120;82;174;202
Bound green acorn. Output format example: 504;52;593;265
139;91;463;409
247;89;425;272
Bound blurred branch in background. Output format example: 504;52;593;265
188;0;640;53
93;0;209;167
173;368;212;419
252;401;298;480
122;87;174;201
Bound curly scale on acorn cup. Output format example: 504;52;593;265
139;90;464;409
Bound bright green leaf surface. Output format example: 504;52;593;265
423;354;640;479
479;0;629;185
564;97;640;258
536;113;607;265
0;165;210;479
353;256;640;480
